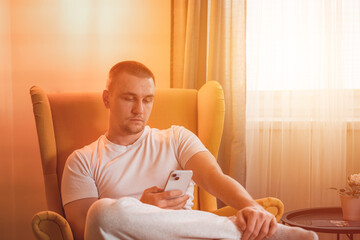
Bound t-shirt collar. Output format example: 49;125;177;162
104;126;149;150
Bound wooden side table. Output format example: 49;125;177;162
281;207;360;240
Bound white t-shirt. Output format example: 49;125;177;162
61;125;209;210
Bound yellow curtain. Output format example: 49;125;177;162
171;0;208;89
171;0;247;185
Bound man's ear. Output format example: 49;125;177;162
103;90;110;108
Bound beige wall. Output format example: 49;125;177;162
0;0;170;239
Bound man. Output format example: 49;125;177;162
61;61;318;240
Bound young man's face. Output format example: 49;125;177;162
104;71;155;137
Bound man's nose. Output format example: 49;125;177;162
132;100;144;114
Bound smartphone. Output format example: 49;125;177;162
164;170;193;198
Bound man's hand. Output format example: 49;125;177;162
236;205;277;240
140;186;189;209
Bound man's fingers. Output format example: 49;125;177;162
266;217;277;238
140;186;164;206
165;195;189;209
236;206;277;240
236;213;247;232
141;188;189;209
254;218;270;240
162;190;183;199
241;214;256;240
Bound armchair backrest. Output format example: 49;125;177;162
30;81;225;216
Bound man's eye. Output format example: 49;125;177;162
123;97;135;101
143;98;153;103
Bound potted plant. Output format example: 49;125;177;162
331;173;360;221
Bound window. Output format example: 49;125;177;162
246;0;360;91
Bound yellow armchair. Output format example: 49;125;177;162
30;81;284;240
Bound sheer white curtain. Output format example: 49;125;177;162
246;0;360;212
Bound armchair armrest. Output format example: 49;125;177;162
32;211;74;240
255;197;284;222
212;197;284;222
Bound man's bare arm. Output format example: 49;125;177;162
185;151;277;240
184;151;255;209
63;197;98;240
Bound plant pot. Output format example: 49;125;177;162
340;194;360;221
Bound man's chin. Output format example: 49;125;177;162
125;125;145;135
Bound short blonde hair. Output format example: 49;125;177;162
106;61;155;91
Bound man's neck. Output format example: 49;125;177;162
105;129;144;146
